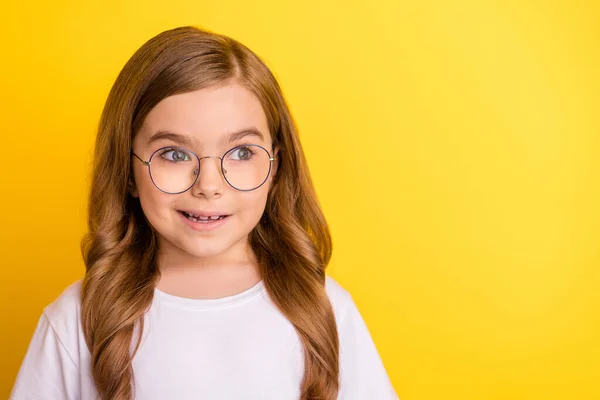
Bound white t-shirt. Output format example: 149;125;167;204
10;275;398;400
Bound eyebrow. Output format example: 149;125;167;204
147;127;265;147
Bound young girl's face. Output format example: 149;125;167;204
129;82;278;263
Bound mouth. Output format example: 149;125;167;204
178;210;231;224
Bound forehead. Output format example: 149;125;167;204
137;83;271;149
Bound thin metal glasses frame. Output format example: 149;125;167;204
131;144;277;194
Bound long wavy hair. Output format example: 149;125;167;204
80;26;338;399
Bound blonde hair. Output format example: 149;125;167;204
80;26;339;399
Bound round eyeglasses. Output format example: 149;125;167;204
131;144;277;194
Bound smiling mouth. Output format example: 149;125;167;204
179;211;231;223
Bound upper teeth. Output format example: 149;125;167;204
183;212;222;220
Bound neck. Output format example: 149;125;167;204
154;235;262;299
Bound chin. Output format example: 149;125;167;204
184;246;229;259
169;238;229;257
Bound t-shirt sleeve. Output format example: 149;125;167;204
337;294;399;400
9;311;82;400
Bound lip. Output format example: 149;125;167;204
178;210;231;231
179;209;232;218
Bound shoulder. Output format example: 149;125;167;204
42;279;84;340
9;280;87;399
324;274;355;324
325;276;399;398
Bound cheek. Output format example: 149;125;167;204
138;193;174;231
241;186;270;217
134;170;174;220
231;191;267;235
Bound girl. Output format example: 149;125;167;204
10;26;398;400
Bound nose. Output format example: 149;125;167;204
192;156;225;197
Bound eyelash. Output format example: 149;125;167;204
232;141;256;150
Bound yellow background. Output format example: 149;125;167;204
1;1;599;399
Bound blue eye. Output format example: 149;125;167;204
159;148;192;162
229;146;255;161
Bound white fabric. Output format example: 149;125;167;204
10;275;398;399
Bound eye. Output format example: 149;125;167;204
228;146;255;161
159;148;192;162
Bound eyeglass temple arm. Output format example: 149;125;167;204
131;151;150;166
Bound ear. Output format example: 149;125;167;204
128;177;139;198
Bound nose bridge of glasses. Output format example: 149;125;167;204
195;155;225;177
198;155;222;162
